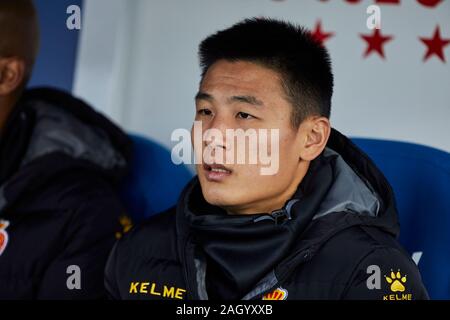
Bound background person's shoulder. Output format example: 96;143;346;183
115;207;179;261
104;207;179;299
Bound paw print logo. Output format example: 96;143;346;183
385;270;407;292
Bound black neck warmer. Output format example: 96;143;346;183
181;154;335;300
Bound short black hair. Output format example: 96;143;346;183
199;18;334;127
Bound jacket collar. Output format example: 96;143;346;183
176;153;333;299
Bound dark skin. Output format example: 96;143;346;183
0;0;39;134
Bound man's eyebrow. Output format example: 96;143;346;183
228;95;264;107
194;92;264;107
195;92;214;101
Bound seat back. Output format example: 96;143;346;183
120;134;193;223
352;138;450;299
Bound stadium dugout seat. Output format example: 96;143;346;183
120;134;193;223
352;138;450;300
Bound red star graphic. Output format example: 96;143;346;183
417;0;443;8
420;26;450;63
311;20;334;45
360;29;393;59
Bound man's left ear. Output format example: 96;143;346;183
0;57;26;96
298;116;331;161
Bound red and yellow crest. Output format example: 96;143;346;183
0;220;10;256
262;287;288;300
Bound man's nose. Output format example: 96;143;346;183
204;115;231;150
203;130;227;150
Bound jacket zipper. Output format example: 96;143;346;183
251;249;314;300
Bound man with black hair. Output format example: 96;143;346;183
0;0;132;299
105;18;428;300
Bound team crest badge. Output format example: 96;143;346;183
262;287;288;300
0;220;10;256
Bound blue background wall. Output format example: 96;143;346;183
28;0;82;91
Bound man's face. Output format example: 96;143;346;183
192;60;309;214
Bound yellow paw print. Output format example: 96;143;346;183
385;270;407;292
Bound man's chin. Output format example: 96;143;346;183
201;190;243;209
198;177;249;210
202;193;233;207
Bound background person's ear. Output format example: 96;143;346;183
298;116;331;161
0;57;26;96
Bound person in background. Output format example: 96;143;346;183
0;0;132;299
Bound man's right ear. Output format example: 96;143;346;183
0;57;26;96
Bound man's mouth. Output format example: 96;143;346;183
203;163;232;182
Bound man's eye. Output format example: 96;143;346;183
197;109;212;116
237;112;255;120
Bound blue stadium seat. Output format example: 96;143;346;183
352;138;450;300
120;134;193;223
